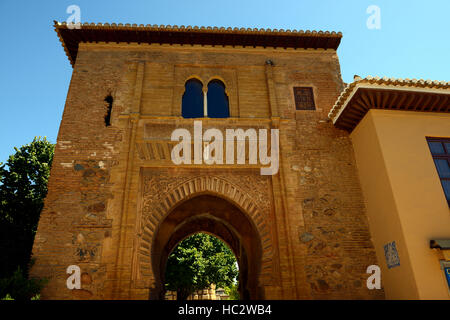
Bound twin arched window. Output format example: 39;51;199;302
182;79;229;118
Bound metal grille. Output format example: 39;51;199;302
294;87;315;110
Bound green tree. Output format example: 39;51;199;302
0;262;48;300
165;233;239;300
225;283;240;300
0;137;54;278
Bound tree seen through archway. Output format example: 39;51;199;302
164;232;239;300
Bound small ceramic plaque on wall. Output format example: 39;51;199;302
384;241;400;269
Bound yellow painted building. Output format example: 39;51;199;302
329;76;450;299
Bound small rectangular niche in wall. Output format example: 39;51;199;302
294;87;315;110
104;95;113;126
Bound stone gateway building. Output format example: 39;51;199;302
30;21;450;300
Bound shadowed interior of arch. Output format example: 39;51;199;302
207;79;229;118
150;194;263;300
182;78;204;118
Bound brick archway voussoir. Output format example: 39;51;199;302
136;175;274;289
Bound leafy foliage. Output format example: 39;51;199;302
0;137;54;278
225;283;240;300
165;233;238;300
0;263;48;300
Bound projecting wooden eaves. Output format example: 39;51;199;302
329;76;450;132
53;21;342;67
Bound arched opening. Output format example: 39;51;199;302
182;79;204;118
164;232;239;300
207;79;230;118
150;194;263;300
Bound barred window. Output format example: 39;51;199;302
294;87;315;110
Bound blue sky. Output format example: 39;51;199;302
0;0;449;163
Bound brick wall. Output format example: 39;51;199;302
31;42;384;300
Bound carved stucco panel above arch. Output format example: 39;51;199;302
131;168;278;289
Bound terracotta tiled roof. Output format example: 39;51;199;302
53;21;342;66
329;76;450;131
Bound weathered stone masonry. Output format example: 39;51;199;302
30;23;384;300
